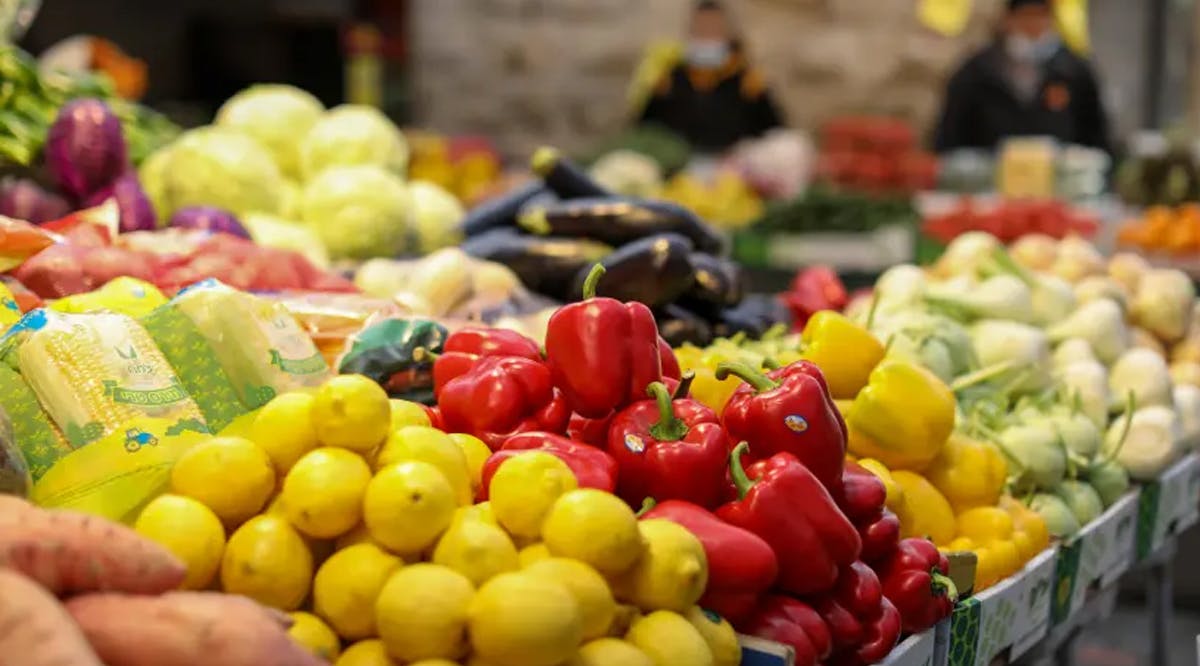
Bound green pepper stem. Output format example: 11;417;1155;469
931;571;959;602
673;371;695;400
647;382;689;441
581;264;606;300
762;323;788;341
714;361;779;393
761;357;781;370
729;442;756;500
636;497;656;517
412;347;440;363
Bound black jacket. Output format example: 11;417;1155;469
640;57;784;152
933;43;1110;154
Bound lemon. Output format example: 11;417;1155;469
685;606;740;666
171;436;275;526
336;522;373;550
314;542;403;640
313;374;391;452
517;542;550;567
390;399;431;429
250;392;320;474
542;489;643;576
289;611;341;661
489;452;577;540
409;661;461;666
375;564;475;662
450;433;491;491
524;558;616;641
567;638;654;666
281;447;372;538
375;426;472;505
364;461;457;556
336;640;396;666
453;502;498;527
608;604;642;638
134;494;225;590
468;571;583;666
615;519;707;613
221;514;313;610
432;516;518;585
626;611;714;666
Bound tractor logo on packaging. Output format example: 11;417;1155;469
123;427;159;453
784;415;808;433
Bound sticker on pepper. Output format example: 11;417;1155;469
624;433;646;453
784;415;809;433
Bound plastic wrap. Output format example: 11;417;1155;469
0;406;32;497
0;214;61;271
337;317;449;403
271;292;403;366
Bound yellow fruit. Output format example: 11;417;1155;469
282;447;372;539
364;462;457;556
376;426;472;505
568;638;654;666
542;489;643;576
376;564;475;662
468;572;583;666
489;452;578;540
608;604;642;638
409;661;461;666
615;519;707;613
313;374;391;452
289;611;341;661
625;610;714;666
336;640;396;666
171;436;275;526
433;514;519;585
524;558;616;641
314;543;404;640
685;607;740;666
450;433;491;491
390;399;432;430
134;494;225;590
221;515;313;610
336;523;373;549
517;543;551;567
251;392;320;474
453;502;498;527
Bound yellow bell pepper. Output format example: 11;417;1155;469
954;507;1015;544
999;495;1051;555
688;365;742;414
945;536;975;551
990;540;1022;579
673;343;705;369
924;433;1008;512
847;360;956;471
972;545;1002;591
891;470;955;546
801;311;886;399
856;458;905;514
1012;528;1036;563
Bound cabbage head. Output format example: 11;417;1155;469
299;105;408;180
158;127;285;219
409;180;464;253
300;165;411;260
241;212;330;269
138;146;174;224
216;84;324;180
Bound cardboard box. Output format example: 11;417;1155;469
739;634;793;666
732;225;915;272
1136;454;1200;560
1049;491;1139;627
948;550;1045;666
882;626;938;666
1009;546;1059;659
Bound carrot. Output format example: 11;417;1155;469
0;507;185;595
66;592;326;666
0;568;103;666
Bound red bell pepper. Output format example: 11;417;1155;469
431;327;542;396
784;265;848;329
477;431;619;501
659;337;682;380
858;510;901;565
421;404;443;430
738;595;832;666
438;355;569;450
838;462;888;524
825;598;902;666
717;443;861;596
640;499;778;624
811;561;899;660
567;412;612;447
607;381;728;509
545;265;663;418
875;538;957;634
715;360;847;493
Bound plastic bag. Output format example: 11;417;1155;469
0;214;60;271
0;406;32;497
50;276;168;317
337;317;448;404
271;292;402;367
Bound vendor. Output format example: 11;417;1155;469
933;0;1110;154
639;0;784;153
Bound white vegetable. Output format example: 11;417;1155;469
933;232;1001;278
873;264;927;313
1050;235;1104;283
997;422;1066;491
1010;233;1059;272
970;319;1052;393
588;150;664;198
1103;405;1183;481
1053;338;1096;369
1170;362;1200;388
354;258;414;298
470;260;522;299
926;274;1034;322
1046;410;1102;458
1108;252;1149;294
1109;347;1173;412
1056;360;1110;428
1072;276;1129;312
1030;273;1077;326
1130;327;1167;357
1131;268;1196;344
1173;384;1200;450
1046;299;1130;365
404;247;474;316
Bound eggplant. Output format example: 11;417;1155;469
458;181;551;237
518;196;725;254
572;233;695;309
678;253;745;315
531;146;612;199
656;303;714;347
461;228;613;301
712;294;792;339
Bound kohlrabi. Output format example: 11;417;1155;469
970;320;1052;394
1109;348;1173;411
1010;233;1058;272
1050;235;1104;283
1046;299;1130;365
1055;480;1104;525
1103;405;1183;481
1055;360;1110;429
1173;384;1200;450
932;231;1001;278
1084;458;1130;508
1072;276;1129;312
1107;252;1149;295
1030;493;1082;538
926;274;1034;323
996;422;1066;492
1053;338;1097;369
1131;268;1196;344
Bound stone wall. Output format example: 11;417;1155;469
407;0;1009;157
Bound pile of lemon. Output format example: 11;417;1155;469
133;374;739;666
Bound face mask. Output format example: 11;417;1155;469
686;40;730;68
1007;33;1059;64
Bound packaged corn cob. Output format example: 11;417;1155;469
152;279;330;410
0;281;20;333
0;364;71;483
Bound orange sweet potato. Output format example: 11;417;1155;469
0;506;185;595
0;568;103;666
66;592;325;666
